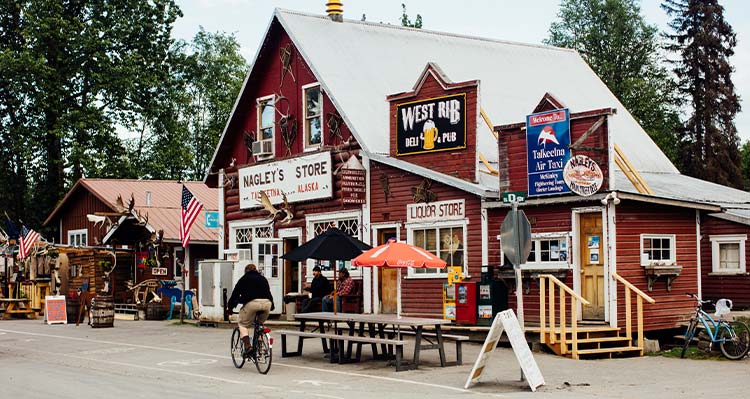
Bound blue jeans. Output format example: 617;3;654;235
321;296;342;312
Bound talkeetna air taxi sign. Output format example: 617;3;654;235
526;108;571;197
396;93;466;156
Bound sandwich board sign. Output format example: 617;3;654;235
44;295;67;325
465;309;545;391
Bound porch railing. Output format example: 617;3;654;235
611;272;655;355
539;274;590;359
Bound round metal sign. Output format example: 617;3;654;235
563;155;603;196
500;209;532;268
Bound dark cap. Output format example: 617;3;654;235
312;266;321;272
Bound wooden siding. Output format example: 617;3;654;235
388;73;478;182
214;23;356;172
700;216;750;307
370;161;482;317
59;188;111;246
614;203;697;330
498;111;610;193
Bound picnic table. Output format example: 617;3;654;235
0;298;38;320
282;312;461;371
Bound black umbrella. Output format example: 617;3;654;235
281;227;371;313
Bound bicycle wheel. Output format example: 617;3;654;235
681;319;698;358
719;320;750;360
231;328;246;368
253;331;272;374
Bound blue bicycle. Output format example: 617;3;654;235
681;293;749;360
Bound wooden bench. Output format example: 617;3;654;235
398;330;469;366
280;330;406;370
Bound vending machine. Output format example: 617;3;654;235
454;281;477;325
442;283;456;321
476;266;508;326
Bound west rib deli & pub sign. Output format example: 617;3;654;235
396;93;467;156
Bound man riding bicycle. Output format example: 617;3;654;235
227;263;274;356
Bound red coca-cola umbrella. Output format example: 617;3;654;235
352;239;446;315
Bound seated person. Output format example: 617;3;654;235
300;265;331;313
322;267;354;312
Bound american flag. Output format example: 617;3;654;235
180;185;204;248
19;228;40;260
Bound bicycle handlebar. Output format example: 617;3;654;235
685;293;713;305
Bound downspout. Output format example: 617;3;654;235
606;196;618;328
696;210;702;299
218;169;225;259
481;207;488;267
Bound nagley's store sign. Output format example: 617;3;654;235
526;108;571;197
396;93;467;156
407;199;465;223
239;151;332;209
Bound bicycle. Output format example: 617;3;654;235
230;315;273;374
681;293;749;360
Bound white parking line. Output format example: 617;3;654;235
0;328;503;397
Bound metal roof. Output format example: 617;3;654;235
273;9;677;177
46;179;218;243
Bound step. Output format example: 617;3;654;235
528;325;619;334
576;336;631;344
576;346;642;356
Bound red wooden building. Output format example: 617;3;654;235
205;6;750;343
44;179;218;299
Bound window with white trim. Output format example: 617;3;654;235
640;234;676;266
256;95;275;159
303;84;322;150
407;224;465;278
305;211;362;279
512;233;569;270
710;234;746;274
68;229;87;247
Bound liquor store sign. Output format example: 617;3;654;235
396;93;467;156
407;199;465;223
239;151;332;209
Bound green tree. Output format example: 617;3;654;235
740;141;750;190
663;0;742;188
546;0;680;163
401;3;423;28
0;0;182;231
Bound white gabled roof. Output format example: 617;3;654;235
274;8;677;179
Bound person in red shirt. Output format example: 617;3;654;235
322;267;354;312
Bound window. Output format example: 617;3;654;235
640;234;676;266
408;225;465;277
68;229;87;247
303;84;322;150
710;235;746;274
256;95;275;158
517;233;569;270
306;211;362;278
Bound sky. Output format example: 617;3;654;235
172;0;750;142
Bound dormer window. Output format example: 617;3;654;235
254;95;275;159
303;83;322;150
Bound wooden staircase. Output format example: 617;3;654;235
537;273;655;359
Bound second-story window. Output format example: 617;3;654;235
255;95;275;158
303;84;322;150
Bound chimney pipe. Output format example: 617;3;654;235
326;0;343;22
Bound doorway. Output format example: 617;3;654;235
283;237;300;294
377;229;398;314
579;212;605;320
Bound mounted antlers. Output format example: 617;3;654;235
259;191;293;225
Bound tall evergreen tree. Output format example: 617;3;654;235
546;0;681;163
663;0;742;187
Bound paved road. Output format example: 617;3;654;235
0;319;747;398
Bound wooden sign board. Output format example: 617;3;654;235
44;295;67;325
465;309;545;391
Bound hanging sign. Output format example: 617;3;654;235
239;151;332;209
205;211;219;228
465;309;545;391
563;155;603;196
396;93;467;156
526;108;571;197
44;295;67;325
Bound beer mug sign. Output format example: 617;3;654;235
422;120;438;150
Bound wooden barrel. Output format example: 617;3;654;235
145;302;167;320
91;296;114;328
